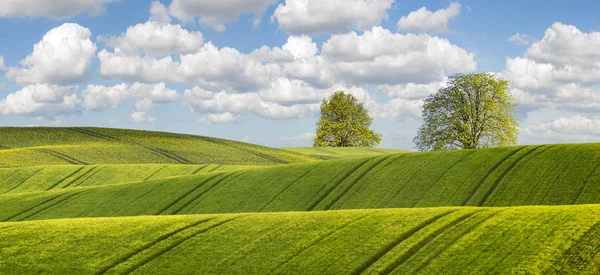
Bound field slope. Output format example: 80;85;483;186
283;147;406;159
0;127;316;167
1;206;600;274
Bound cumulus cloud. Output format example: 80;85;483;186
199;112;241;124
82;82;179;112
377;81;446;100
322;27;476;85
7;23;96;85
98;49;178;83
503;23;600;114
272;0;393;35
101;21;203;57
149;1;171;24
0;84;80;118
0;0;119;18
507;33;534;45
0;56;4;72
522;115;600;142
280;132;315;145
397;2;461;33
168;0;277;31
131;112;156;123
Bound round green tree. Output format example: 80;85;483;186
314;91;381;147
414;73;519;151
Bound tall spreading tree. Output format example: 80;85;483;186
314;91;381;147
414;73;519;151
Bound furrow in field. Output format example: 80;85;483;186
61;166;98;188
155;173;223;215
351;210;456;275
191;164;209;174
259;164;321;211
326;155;396;210
206;138;288;164
35;148;87;165
535;147;583;204
463;146;527;206
172;171;247;214
1;167;43;194
45;167;85;191
70;166;105;188
574;161;600;204
478;145;549;206
2;191;85;222
307;158;372;211
95;218;216;275
544;220;600;274
143;165;169;181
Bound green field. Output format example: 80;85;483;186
2;127;600;274
2;206;600;274
283;147;406;159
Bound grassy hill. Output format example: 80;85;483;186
283;147;406;159
3;143;600;221
0;127;316;167
1;206;599;274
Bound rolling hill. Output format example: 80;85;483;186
1;206;599;274
283;147;406;159
0;127;316;167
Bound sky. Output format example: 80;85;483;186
0;0;599;149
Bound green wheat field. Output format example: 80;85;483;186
2;127;600;274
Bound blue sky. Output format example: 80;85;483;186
1;0;599;149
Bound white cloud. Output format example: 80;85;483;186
280;132;315;144
507;33;534;45
98;49;178;83
272;0;393;35
0;0;118;18
149;1;171;24
168;0;277;31
101;21;203;57
131;112;156;123
7;23;96;85
0;55;4;72
503;23;600;114
322;26;476;85
0;84;80;118
199;112;241;124
397;2;461;33
522;115;600;142
377;81;446;100
82;82;179;111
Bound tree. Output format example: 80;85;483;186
314;91;381;147
414;73;519;151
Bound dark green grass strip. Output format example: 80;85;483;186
19;190;91;220
110;181;172;215
95;218;216;275
61;166;98;188
410;211;501;274
272;213;375;273
125;218;237;274
1;168;43;194
155;173;223;215
536;149;582;203
463;147;528;206
172;171;246;214
351;210;456;275
35;148;87;165
152;148;192;164
478;145;547;206
380;212;477;274
204;165;221;173
259;164;321;211
2;190;87;222
70;166;105;188
325;155;396;210
1;193;69;222
545;220;600;274
191;165;209;174
45;167;85;191
143;165;169;181
307;158;372;211
574;160;600;204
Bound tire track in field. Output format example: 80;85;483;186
18;190;92;220
259;163;321;212
69;166;105;188
378;212;477;274
45;167;85;191
201;137;289;164
462;146;528;206
271;212;375;273
2;190;84;221
478;145;552;206
325;155;396;210
68;128;192;164
381;154;440;208
143;165;169;181
535;147;583;204
1;167;44;194
155;173;223;215
544;219;600;274
410;210;502;274
306;158;372;211
171;171;247;214
34;148;87;165
191;164;209;174
95;217;219;274
573;159;600;204
61;166;97;188
351;210;457;275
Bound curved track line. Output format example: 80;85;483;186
535;148;583;204
259;164;321;212
1;167;44;194
45;167;85;191
573;159;600;204
35;148;87;165
155;173;223;215
62;166;97;188
172;171;246;214
191;164;209;174
143;165;169;181
70;166;105;188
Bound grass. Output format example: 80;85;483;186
5;143;600;221
0;127;317;167
283;147;407;160
1;206;600;274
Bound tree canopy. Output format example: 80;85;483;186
314;91;381;147
414;73;519;151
